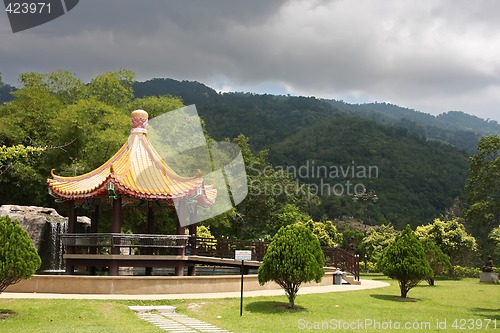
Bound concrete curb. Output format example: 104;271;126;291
0;279;389;300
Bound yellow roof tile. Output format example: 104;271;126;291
47;110;216;204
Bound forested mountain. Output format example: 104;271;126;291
326;101;500;153
269;115;468;228
133;78;474;227
134;78;342;149
0;82;15;103
133;78;219;106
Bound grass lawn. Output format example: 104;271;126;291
0;275;499;332
175;275;500;333
0;299;168;333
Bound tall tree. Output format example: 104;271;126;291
420;238;452;286
362;224;398;265
226;134;319;239
0;69;184;208
415;218;477;266
87;69;134;108
379;225;432;298
465;135;500;246
489;226;500;258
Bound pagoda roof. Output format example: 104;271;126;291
47;109;216;205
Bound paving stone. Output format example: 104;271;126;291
130;305;233;333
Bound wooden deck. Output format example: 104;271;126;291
61;233;359;278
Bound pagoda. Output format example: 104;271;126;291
47;109;217;276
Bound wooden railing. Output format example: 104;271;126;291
191;237;269;261
61;234;359;280
61;233;189;255
323;246;360;280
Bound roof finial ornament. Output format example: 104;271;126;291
131;109;148;133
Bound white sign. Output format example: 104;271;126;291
235;250;252;261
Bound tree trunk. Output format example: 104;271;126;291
400;280;407;298
288;293;296;309
286;284;299;309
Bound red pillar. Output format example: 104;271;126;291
175;200;186;276
147;201;155;233
65;201;77;275
89;202;100;275
187;204;197;276
109;197;122;276
145;201;154;276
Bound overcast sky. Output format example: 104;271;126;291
1;0;499;121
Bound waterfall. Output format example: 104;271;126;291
38;221;68;273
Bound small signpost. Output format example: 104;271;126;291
235;250;252;316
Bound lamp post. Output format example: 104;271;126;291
352;189;379;229
352;189;378;271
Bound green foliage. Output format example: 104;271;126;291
276;204;310;230
489;225;500;244
0;144;45;176
258;223;325;308
359;260;380;273
0;70;184;210
420;238;452;285
221;134;319;239
307;219;341;247
415;218;477;266
452;265;481;278
270;115;469;228
328;101;500;153
489;225;500;258
134;79;498;230
362;224;398;265
465;135;500;249
0;215;41;293
195;225;215;239
340;226;366;255
131;95;184;119
87;69;135;108
379;225;432;298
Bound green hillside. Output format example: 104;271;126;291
133;79;472;227
326;101;500;153
268;114;468;228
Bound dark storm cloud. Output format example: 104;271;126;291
1;0;499;120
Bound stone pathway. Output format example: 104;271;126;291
130;306;233;333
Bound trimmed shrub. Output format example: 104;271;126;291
379;225;432;298
0;215;41;293
258;223;324;309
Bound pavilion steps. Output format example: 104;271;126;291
342;273;361;285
